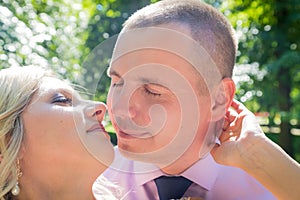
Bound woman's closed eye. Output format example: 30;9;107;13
52;94;72;105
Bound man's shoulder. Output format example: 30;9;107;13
212;164;276;199
189;154;276;199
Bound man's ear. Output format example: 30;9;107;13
211;78;236;121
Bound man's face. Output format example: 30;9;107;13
107;26;223;166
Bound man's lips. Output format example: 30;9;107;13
117;130;152;139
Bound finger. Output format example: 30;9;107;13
219;130;230;143
223;115;231;131
223;110;234;130
231;99;246;114
230;112;245;126
228;109;238;122
229;115;245;139
219;128;239;143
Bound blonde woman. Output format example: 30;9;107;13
0;66;114;199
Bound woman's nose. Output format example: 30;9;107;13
87;101;107;122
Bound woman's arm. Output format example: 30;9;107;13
211;100;300;200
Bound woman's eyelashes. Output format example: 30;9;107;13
52;93;72;105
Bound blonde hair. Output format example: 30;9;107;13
0;66;52;200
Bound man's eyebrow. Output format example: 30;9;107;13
107;69;121;78
140;77;160;84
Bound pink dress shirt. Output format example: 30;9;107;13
93;147;276;200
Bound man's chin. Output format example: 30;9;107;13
117;143;186;168
118;142;150;157
118;147;164;166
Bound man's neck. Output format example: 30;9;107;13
159;150;200;175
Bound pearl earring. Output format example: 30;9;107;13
11;159;22;196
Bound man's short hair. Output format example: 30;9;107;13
123;0;237;78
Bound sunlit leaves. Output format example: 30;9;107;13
220;0;300;155
0;0;92;82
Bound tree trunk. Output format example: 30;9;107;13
275;0;294;157
278;68;293;156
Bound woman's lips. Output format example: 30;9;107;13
87;124;110;139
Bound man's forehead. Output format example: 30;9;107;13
110;26;222;90
112;26;197;62
110;49;202;83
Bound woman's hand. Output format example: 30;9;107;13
211;99;267;169
211;100;300;200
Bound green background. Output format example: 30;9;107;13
0;0;299;161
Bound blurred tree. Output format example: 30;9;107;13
81;0;157;103
0;0;94;81
221;0;300;156
77;0;159;144
2;0;299;154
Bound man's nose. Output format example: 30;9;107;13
110;89;137;119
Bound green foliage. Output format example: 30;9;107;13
81;0;152;103
221;0;300;156
0;0;93;81
1;0;299;157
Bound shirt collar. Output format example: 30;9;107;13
135;153;220;190
106;147;163;186
181;153;220;190
133;161;163;186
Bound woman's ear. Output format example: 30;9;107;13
211;78;236;121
